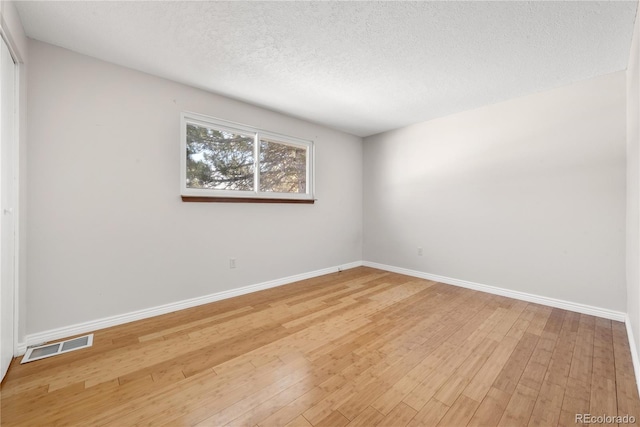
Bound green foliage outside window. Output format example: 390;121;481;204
186;123;306;193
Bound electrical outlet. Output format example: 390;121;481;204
418;247;423;256
229;258;236;269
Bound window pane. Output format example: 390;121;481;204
259;139;307;193
186;123;255;191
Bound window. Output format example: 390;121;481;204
180;113;314;203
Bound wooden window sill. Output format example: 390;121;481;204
181;196;315;204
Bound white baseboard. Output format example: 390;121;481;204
16;260;628;358
17;261;363;355
626;316;640;397
362;261;626;322
16;342;26;356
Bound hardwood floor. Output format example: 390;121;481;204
2;267;639;426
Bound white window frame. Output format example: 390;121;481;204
180;112;314;201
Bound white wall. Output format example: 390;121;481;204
627;2;640;375
364;72;627;312
0;0;28;346
26;40;363;336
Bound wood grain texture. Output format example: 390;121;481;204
1;267;638;426
181;196;315;204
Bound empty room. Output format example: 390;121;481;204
1;0;640;426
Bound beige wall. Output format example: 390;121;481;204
364;72;627;312
26;40;363;335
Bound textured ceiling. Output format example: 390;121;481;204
15;1;639;137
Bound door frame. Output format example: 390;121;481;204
0;19;22;361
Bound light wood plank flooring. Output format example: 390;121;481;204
2;267;639;426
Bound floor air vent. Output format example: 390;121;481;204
21;334;94;364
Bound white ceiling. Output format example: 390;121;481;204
15;1;639;137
